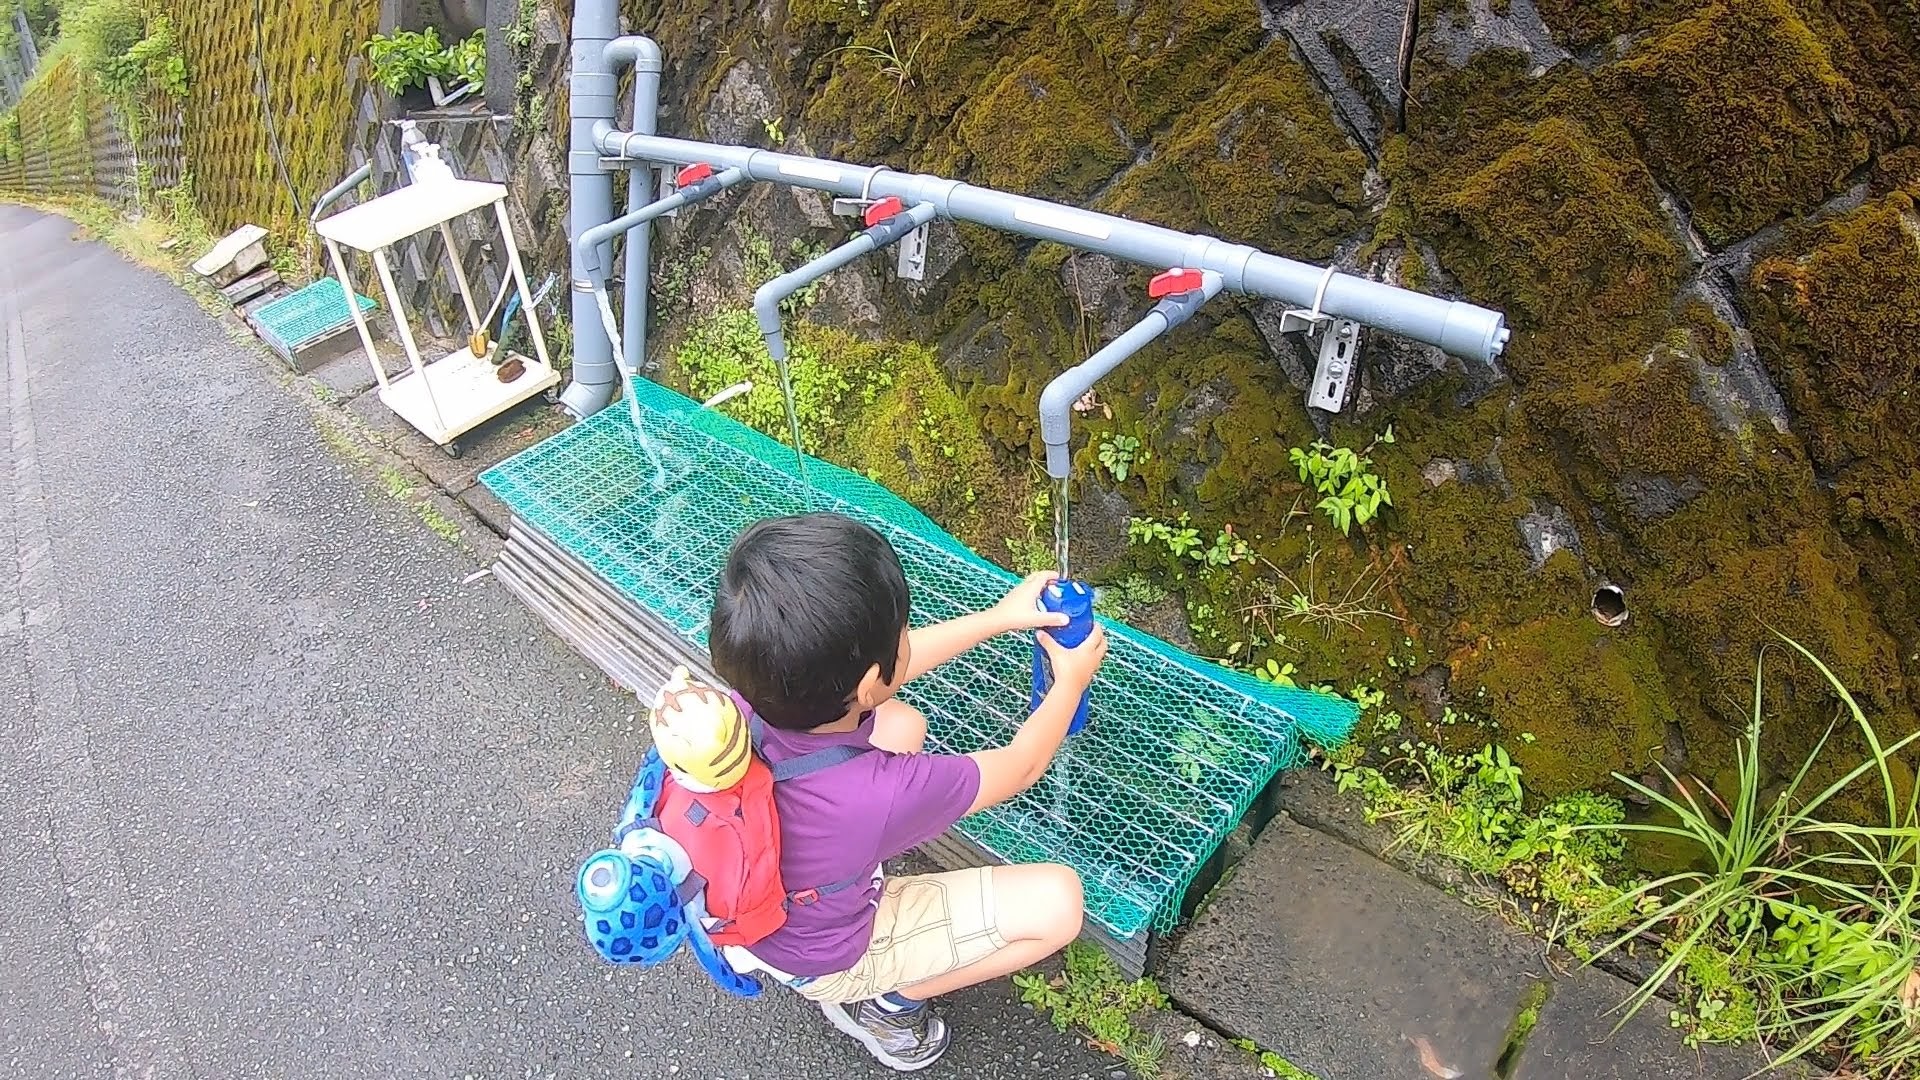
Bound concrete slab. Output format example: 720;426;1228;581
1168;814;1544;1079
344;381;568;494
1517;965;1803;1080
458;481;514;538
1164;815;1793;1080
307;332;401;399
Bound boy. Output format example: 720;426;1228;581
707;512;1108;1071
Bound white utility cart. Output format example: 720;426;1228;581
315;176;559;458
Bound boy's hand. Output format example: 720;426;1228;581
1037;621;1108;691
991;571;1071;633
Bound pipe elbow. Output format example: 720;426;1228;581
1037;377;1086;447
604;35;662;72
751;285;784;335
574;233;608;279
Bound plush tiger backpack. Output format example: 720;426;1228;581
575;668;866;995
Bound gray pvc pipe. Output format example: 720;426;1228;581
591;130;1509;365
606;36;661;384
574;168;746;282
310;161;371;224
751;201;938;469
558;0;623;419
1039;271;1225;479
752;201;939;365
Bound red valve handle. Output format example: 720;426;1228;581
675;162;715;187
863;196;905;227
1148;268;1206;299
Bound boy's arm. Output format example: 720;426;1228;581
899;571;1067;683
965;624;1108;814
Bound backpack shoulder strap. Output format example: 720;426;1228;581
749;716;869;783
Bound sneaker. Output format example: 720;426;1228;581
817;998;951;1072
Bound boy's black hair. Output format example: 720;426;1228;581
709;513;911;731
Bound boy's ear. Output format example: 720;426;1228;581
853;662;888;708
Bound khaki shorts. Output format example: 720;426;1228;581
792;867;1006;1003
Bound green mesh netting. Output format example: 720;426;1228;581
482;377;1358;938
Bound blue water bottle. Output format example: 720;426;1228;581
1031;580;1095;734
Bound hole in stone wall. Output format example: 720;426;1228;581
1591;584;1628;627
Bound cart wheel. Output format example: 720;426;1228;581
443;440;464;460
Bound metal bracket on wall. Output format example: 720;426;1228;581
1307;317;1362;413
896;222;929;281
656;167;675;216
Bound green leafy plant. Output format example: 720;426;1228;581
1003;485;1055;573
828;28;927;117
1290;440;1391;534
1093;574;1167;621
1577;637;1920;1072
364;27;484;95
761;116;784;145
1328;726;1628;924
0;113;20;164
1232;1039;1320;1079
676;309;890;451
445;29;485;87
1015;942;1169;1075
504;0;538;50
1127;514;1249;567
1170;705;1260;784
1250;658;1298;687
64;0;144;81
1098;432;1141;482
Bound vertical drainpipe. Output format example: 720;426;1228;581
605;36;661;383
559;0;620;418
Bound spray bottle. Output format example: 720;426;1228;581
1030;580;1095;734
397;120;427;182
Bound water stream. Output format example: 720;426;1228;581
591;283;670;491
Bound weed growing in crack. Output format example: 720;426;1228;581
1014;941;1168;1076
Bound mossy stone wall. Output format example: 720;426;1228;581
169;0;381;239
618;0;1920;805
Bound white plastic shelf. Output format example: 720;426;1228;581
314;179;507;252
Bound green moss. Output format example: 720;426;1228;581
1872;144;1920;195
1529;0;1696;51
799;0;1042;167
1099;50;1370;261
665;308;1015;553
1452;614;1672;797
842;343;1006;550
949;51;1134;200
1428;114;1685;355
1748;192;1920;545
1647;529;1908;743
1534;342;1733;486
1598;0;1871;245
1052;0;1265;140
171;0;380;238
1793;0;1920;151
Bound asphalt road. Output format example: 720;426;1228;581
0;204;1118;1080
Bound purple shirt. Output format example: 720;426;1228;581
743;706;981;977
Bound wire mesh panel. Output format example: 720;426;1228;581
483;379;1358;937
252;278;377;354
